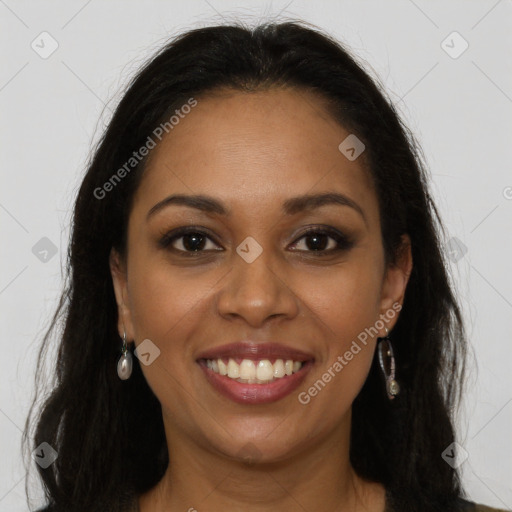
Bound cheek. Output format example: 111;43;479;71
125;253;207;402
125;249;229;390
293;261;383;431
297;252;383;395
127;248;217;339
303;254;384;339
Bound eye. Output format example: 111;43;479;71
159;227;222;254
289;227;354;254
158;226;354;256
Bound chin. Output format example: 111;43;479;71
204;426;304;465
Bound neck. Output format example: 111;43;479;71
139;410;385;512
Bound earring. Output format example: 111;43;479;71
117;330;133;380
377;327;400;400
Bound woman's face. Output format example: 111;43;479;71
111;87;411;463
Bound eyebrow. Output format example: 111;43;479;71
147;192;366;224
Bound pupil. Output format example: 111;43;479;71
306;233;327;251
183;233;205;251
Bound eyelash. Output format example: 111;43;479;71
158;225;354;257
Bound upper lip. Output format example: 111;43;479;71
196;342;314;362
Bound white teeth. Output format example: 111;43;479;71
218;359;228;375
256;360;274;381
205;357;304;383
227;358;240;379
273;359;285;378
239;359;256;380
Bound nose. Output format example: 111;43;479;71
215;248;299;328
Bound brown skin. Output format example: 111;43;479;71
110;87;412;512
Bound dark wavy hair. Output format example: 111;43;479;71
24;20;470;512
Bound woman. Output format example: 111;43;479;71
25;21;509;512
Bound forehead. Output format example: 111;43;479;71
132;87;377;220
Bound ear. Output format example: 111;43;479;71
109;248;135;341
378;234;413;335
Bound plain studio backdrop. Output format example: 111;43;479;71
1;1;511;510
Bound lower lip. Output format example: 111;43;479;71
198;360;314;405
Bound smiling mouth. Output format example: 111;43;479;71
198;357;305;384
195;341;315;404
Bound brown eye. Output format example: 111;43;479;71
159;228;222;253
289;228;354;254
177;233;209;251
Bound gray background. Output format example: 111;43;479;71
1;0;511;510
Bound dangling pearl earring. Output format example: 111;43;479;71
377;327;400;400
117;330;133;380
